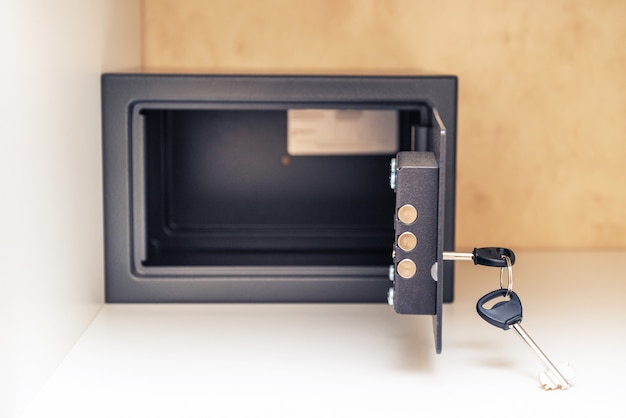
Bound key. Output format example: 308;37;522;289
476;288;572;390
443;247;516;268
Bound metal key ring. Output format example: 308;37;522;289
499;255;513;297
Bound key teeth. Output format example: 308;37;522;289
539;374;559;391
538;363;575;391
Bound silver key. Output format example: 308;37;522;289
477;289;573;390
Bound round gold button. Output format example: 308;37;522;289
398;204;418;224
398;232;418;251
397;259;417;279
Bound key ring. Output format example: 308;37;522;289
499;255;513;297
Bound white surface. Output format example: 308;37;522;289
23;252;626;417
0;2;140;417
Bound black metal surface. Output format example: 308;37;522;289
101;74;457;306
143;109;396;267
391;152;439;315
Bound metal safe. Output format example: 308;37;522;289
102;74;457;352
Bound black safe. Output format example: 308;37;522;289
102;74;457;352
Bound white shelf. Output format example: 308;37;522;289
23;252;626;417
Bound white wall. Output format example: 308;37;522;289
0;1;140;416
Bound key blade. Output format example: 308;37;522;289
511;323;570;389
442;251;473;261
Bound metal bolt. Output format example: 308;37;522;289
398;232;418;251
387;287;395;306
398;204;418;224
397;259;417;279
389;158;397;190
431;262;438;281
388;265;395;281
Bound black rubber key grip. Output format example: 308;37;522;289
473;247;516;268
476;289;523;330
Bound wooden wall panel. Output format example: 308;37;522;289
142;0;626;249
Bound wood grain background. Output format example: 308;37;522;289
141;0;626;250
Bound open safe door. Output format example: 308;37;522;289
390;109;447;353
